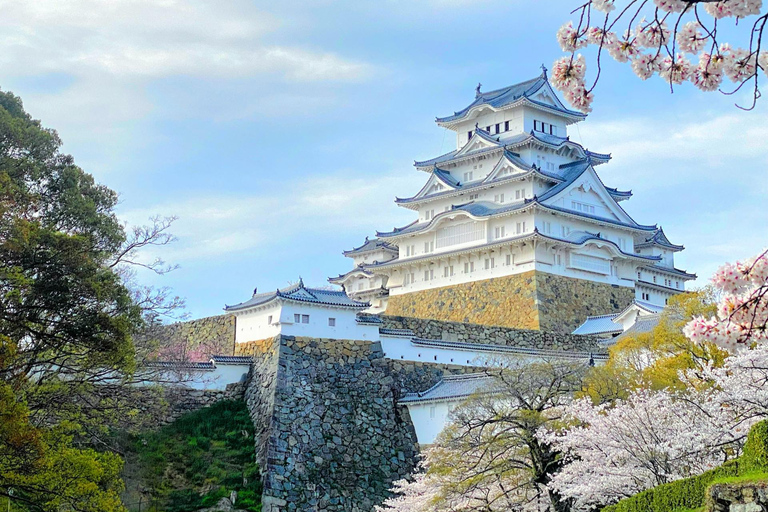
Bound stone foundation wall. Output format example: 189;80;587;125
248;335;420;512
133;382;247;428
534;272;635;333
709;481;768;511
139;314;237;359
385;271;635;333
381;315;602;352
386;271;539;329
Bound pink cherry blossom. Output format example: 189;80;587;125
631;53;661;79
659;54;693;84
557;21;587;52
676;21;707;54
654;0;688;13
635;19;670;48
609;37;640;62
722;47;758;82
685;250;768;350
593;0;616;13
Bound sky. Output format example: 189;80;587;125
1;0;767;319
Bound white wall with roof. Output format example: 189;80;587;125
405;401;456;445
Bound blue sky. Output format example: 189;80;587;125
2;0;766;319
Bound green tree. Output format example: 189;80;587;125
0;89;176;510
580;290;727;404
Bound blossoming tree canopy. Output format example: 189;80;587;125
684;249;768;351
554;0;768;112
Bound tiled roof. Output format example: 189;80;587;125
636;228;684;252
396;152;561;206
643;264;697;280
211;355;253;364
379;328;416;337
224;280;369;312
572;314;622;336
614;314;662;343
356;314;383;324
410;338;608;361
144;361;216;370
414;130;608;169
378;196;658;240
435;74;586;124
370;229;660;271
399;373;497;404
342;237;398;256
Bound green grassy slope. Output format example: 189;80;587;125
120;400;261;512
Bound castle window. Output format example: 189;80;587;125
444;266;449;278
268;315;272;324
469;193;479;200
424;241;434;253
495;123;500;134
436;221;484;248
653;276;657;283
505;121;510;131
543;221;551;234
463;262;475;273
328;318;336;327
424;209;435;221
495;226;506;239
463;171;474;182
294;314;301;323
638;272;642;280
516;221;526;234
467;130;472;140
494;193;505;203
676;281;680;289
429;406;436;419
665;298;669;305
570;253;610;274
485;125;490;132
550;125;557;135
301;315;309;324
506;254;512;266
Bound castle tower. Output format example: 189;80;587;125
331;70;695;332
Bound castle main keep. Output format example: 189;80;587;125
330;70;695;332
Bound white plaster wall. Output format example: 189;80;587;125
454;109;525;148
405;401;455;445
234;304;282;344
147;363;250;391
279;303;379;340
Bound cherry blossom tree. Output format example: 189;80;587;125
684;249;768;351
542;250;768;509
554;0;768;111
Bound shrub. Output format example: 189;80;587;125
602;420;768;512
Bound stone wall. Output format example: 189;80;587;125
709;481;768;511
248;335;420;512
133;381;247;428
381;315;603;352
385;271;635;333
139;314;237;359
534;272;635;333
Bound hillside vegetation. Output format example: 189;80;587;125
120;400;261;512
603;420;768;512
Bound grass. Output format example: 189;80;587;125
122;400;261;512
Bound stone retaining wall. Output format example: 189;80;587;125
249;336;420;512
384;271;635;334
381;315;603;353
139;314;237;359
709;481;768;511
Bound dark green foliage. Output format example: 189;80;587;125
602;420;768;512
129;400;261;512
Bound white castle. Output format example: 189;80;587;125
330;70;695;327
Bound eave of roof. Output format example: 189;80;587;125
434;75;586;126
342;237;398;257
642;265;697;280
414;130;609;170
370;229;660;271
224;280;369;312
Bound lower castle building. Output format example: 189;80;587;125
330;71;696;332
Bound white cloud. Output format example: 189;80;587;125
119;170;421;264
576;111;768;285
0;0;375;82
